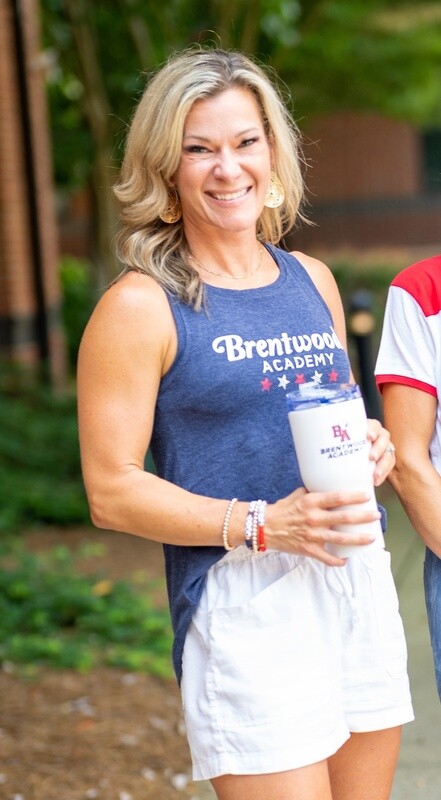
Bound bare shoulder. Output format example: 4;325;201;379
93;271;170;320
86;272;172;334
79;271;176;371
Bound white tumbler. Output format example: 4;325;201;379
286;383;384;557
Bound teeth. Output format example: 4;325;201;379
212;188;248;201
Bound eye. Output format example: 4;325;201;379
239;137;259;148
184;145;210;154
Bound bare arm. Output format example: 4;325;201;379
382;382;441;557
77;272;233;546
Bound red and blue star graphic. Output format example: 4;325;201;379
260;369;340;391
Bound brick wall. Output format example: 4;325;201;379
291;111;441;253
0;0;66;386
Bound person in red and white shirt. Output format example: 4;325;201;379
375;255;441;700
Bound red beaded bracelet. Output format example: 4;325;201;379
257;500;267;552
244;499;267;552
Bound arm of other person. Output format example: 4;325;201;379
376;270;441;558
382;383;441;558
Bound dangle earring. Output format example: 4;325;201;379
159;189;182;223
264;172;285;208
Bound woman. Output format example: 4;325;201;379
77;48;413;800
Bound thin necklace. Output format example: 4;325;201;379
188;244;264;280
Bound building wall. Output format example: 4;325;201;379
290;111;441;253
303;112;421;200
0;0;66;385
0;0;37;363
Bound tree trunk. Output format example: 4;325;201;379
65;0;119;284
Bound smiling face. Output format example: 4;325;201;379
171;87;272;240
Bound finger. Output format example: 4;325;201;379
373;443;396;485
297;543;347;567
366;417;382;442
299;489;373;510
368;428;391;460
294;532;375;566
290;494;381;535
324;525;376;547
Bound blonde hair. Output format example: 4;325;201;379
113;47;305;309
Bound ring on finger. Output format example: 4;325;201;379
386;445;396;454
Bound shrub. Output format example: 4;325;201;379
0;541;173;678
0;376;90;533
59;255;96;372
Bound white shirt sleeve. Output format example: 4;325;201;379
375;285;437;392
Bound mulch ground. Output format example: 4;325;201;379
0;527;212;800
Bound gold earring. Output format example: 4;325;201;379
264;172;285;208
159;190;182;223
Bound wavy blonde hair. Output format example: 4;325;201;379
113;47;306;309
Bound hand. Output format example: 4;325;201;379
366;418;396;486
265;486;381;567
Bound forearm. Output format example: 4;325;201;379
388;459;441;558
83;464;381;565
85;466;250;547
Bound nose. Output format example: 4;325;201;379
213;147;242;180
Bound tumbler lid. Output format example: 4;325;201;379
286;382;361;412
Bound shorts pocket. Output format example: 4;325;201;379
205;560;339;731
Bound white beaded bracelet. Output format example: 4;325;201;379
222;497;238;550
245;499;267;552
245;500;257;549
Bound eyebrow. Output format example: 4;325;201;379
183;126;260;143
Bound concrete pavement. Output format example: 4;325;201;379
384;486;441;799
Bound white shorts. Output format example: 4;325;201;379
181;546;414;781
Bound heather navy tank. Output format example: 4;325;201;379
149;244;351;682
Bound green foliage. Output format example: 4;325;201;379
42;0;192;189
330;260;398;299
329;259;399;334
0;361;157;533
41;0;441;191
0;541;173;677
59;255;96;370
275;1;441;124
0;376;90;533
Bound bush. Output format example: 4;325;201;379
59;255;96;372
0;375;90;533
0;541;173;677
329;260;399;325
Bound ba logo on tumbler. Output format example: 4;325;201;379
332;424;350;443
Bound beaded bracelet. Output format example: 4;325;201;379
222;497;238;550
257;500;267;552
251;503;259;553
245;499;267;553
245;500;257;550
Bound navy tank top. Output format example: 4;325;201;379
149;244;351;682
